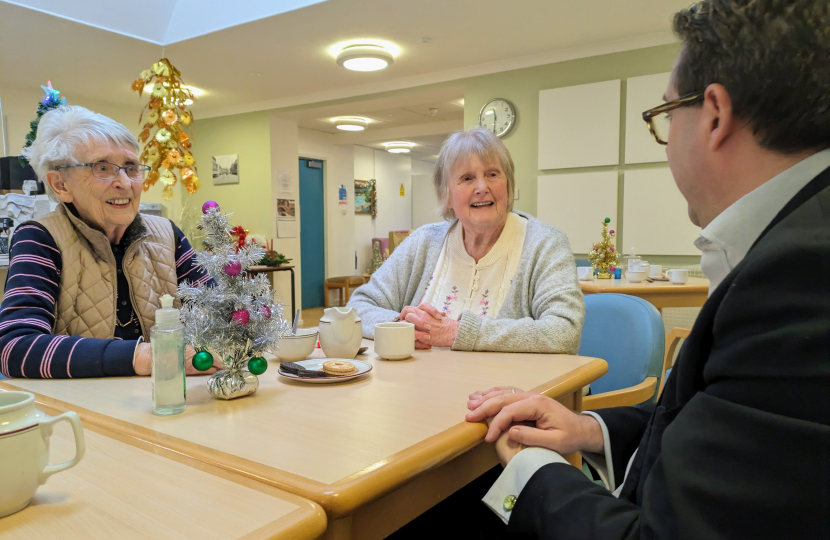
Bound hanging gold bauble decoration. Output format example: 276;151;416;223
131;58;200;199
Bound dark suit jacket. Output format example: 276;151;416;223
508;166;830;539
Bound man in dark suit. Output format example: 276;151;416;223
466;1;830;538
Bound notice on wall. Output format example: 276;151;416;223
277;219;298;238
277;169;292;198
277;198;296;220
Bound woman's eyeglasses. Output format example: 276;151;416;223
642;91;704;145
55;162;151;181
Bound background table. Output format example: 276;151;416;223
580;277;709;312
0;402;326;540
248;265;295;317
1;343;606;540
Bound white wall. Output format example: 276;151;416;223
353;146;412;274
354;145;375;274
269;115;302;312
298;128;356;278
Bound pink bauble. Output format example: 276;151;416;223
261;306;271;319
609;230;615;235
202;201;220;214
224;260;242;276
232;309;250;325
609;247;615;252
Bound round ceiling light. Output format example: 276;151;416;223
336;44;394;71
383;141;414;154
333;117;370;131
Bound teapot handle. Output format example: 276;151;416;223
38;411;85;485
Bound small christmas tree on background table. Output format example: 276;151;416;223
19;81;66;168
178;201;290;399
588;217;620;279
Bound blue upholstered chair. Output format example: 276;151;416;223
578;293;665;409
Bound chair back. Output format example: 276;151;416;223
388;230;412;255
578;294;665;402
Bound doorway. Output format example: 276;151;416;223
299;158;326;309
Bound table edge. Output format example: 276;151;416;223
26;399;328;540
1;357;607;518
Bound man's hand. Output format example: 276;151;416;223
134;343;223;376
466;392;605;455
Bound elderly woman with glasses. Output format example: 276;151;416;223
0;105;220;379
348;127;584;353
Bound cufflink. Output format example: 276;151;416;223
503;495;517;511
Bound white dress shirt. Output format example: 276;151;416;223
696;148;830;294
483;148;830;524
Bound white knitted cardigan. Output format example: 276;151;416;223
347;211;585;354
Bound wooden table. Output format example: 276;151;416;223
248;265;295;317
0;402;326;540
579;277;709;312
1;343;607;540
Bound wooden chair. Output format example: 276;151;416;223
324;276;365;307
659;327;690;398
580;294;665;410
388;230;412;255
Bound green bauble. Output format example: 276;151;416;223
248;356;268;375
192;350;214;371
604;217;611;223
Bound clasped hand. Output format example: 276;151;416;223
465;386;605;466
399;302;459;348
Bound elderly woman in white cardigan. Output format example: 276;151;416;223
348;127;584;353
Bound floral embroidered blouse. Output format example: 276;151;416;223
422;212;527;319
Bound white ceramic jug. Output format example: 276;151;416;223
318;307;363;359
0;391;85;518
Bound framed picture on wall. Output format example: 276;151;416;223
354;180;374;215
212;154;239;185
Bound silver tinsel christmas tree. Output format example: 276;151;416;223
177;201;290;399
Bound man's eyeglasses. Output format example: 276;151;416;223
642;91;704;145
55;162;151;181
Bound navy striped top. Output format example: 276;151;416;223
0;217;212;378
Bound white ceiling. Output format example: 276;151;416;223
0;0;686;122
0;0;328;44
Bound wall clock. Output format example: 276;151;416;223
478;98;516;138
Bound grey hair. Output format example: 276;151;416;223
433;127;515;221
20;105;139;202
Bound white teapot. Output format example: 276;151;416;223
0;391;85;518
318;307;363;359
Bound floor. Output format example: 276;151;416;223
299;307;325;328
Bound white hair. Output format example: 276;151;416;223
432;127;515;220
20;105;139;203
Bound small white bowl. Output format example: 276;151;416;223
276;328;318;361
625;270;647;283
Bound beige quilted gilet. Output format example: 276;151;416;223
36;204;178;340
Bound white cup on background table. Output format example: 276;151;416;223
666;268;689;284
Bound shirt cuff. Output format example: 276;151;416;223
580;410;615;491
482;447;569;525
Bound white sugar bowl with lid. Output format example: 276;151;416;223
0;391;85;518
318;307;363;359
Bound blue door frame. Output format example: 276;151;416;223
299;159;325;309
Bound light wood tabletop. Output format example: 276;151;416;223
0;403;326;540
579;276;709;311
1;341;607;540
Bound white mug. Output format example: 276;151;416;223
0;391;85;518
374;322;415;360
649;264;663;278
666;268;689;284
577;267;594;281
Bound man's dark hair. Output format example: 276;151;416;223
673;0;830;154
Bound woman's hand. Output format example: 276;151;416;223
134;343;222;376
467;386;531;411
400;302;445;349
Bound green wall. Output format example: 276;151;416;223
188;112;273;248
